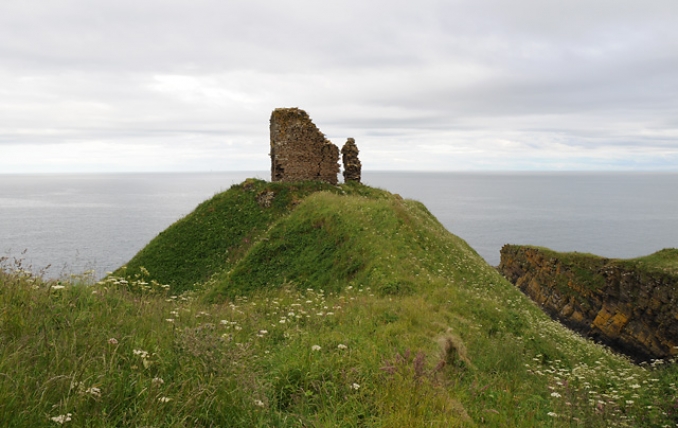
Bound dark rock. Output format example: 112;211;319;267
341;138;362;183
498;245;678;362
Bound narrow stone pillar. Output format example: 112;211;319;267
341;138;362;183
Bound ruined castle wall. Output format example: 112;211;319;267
270;108;340;185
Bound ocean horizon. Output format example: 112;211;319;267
1;171;677;279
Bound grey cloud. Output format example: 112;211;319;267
1;0;677;171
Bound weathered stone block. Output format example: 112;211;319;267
341;138;362;183
269;108;340;185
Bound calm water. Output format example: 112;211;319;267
1;172;677;279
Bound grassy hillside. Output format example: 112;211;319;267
116;179;347;293
621;248;678;275
2;180;678;427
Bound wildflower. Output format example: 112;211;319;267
50;413;72;424
352;383;360;390
165;318;174;323
630;384;641;389
547;412;558;418
84;386;101;398
133;349;149;359
551;392;562;398
259;330;268;335
254;399;265;407
52;285;65;290
311;345;321;352
338;344;348;350
108;338;119;345
152;377;164;386
158;396;172;403
626;400;634;405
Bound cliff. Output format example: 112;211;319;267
498;245;678;361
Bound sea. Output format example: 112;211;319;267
1;171;677;280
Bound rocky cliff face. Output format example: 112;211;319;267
498;245;678;362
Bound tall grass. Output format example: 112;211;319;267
3;179;678;426
4;262;678;426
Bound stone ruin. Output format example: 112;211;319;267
269;108;360;185
341;138;361;182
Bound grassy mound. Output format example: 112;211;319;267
117;179;343;292
3;180;678;427
119;178;463;299
207;188;465;300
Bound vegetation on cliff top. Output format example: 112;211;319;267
505;245;678;275
2;180;678;427
623;248;678;275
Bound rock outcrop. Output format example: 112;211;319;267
498;245;678;362
341;138;361;183
269;108;340;185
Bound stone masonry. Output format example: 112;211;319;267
270;108;340;185
341;138;362;183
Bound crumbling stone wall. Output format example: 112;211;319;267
270;108;340;185
341;138;361;183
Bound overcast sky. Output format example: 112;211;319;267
2;0;677;173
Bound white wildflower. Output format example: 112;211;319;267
337;344;348;350
152;377;164;386
50;413;72;424
158;396;172;403
84;386;101;398
133;349;149;359
107;338;118;345
311;345;321;352
551;392;562;398
352;383;360;390
254;399;265;407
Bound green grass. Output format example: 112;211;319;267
3;180;678;427
116;179;345;293
621;248;678;275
